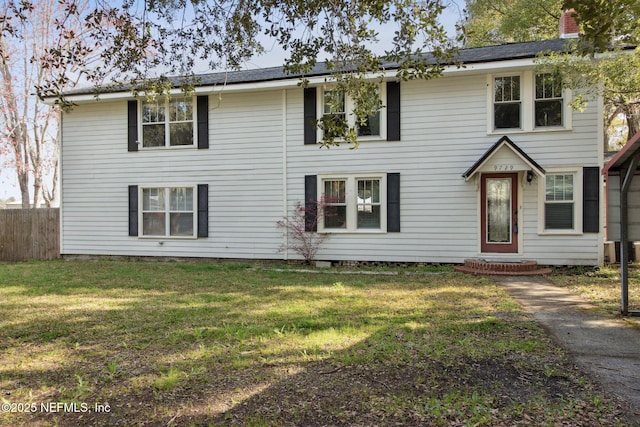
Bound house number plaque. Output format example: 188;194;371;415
493;164;515;171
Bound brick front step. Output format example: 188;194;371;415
454;259;552;276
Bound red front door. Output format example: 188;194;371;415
481;173;518;253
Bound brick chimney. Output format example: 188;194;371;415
560;9;580;39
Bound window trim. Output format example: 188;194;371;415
487;71;572;135
492;74;523;131
538;167;583;235
138;185;198;239
317;84;387;142
317;173;388;233
139;96;198;149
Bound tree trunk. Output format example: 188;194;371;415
626;102;640;141
1;39;31;208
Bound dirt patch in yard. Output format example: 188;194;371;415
46;357;633;427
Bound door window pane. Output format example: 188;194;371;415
486;178;511;243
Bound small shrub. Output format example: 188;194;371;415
277;196;336;264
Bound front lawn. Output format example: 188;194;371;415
551;264;640;314
0;260;631;426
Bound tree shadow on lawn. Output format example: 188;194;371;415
0;266;634;426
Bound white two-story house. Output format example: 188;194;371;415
54;37;604;266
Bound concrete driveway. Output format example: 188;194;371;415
495;276;640;425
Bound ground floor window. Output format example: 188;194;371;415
539;168;582;234
141;186;195;237
544;174;574;230
319;174;386;232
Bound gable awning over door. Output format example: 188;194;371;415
462;136;545;181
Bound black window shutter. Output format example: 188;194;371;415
583;166;600;233
305;175;318;231
128;185;138;236
386;82;401;141
387;173;401;232
303;88;317;145
127;100;138;151
197;184;209;237
197;96;209;149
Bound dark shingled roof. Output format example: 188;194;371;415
68;39;571;96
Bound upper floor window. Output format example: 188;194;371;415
489;72;569;133
493;76;521;129
535;73;563;127
141;97;194;148
319;86;385;140
322;91;348;139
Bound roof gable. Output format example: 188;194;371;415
462;136;546;181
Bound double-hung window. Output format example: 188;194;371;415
319;174;386;232
357;179;382;228
319;86;384;140
493;76;521;130
489;72;568;133
544;174;574;230
141;97;194;148
323;179;347;228
322;91;347;139
141;186;196;237
539;168;583;234
535;73;563;127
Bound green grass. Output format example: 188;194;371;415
551;264;640;314
0;260;631;426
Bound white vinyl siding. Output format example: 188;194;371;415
60;59;602;266
60;91;285;259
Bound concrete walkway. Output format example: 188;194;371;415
494;276;640;424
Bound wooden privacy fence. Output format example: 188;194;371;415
0;208;60;262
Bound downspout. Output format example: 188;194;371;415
282;89;288;260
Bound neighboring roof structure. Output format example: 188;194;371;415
603;131;640;174
602;131;640;316
462;135;546;181
66;39;573;97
